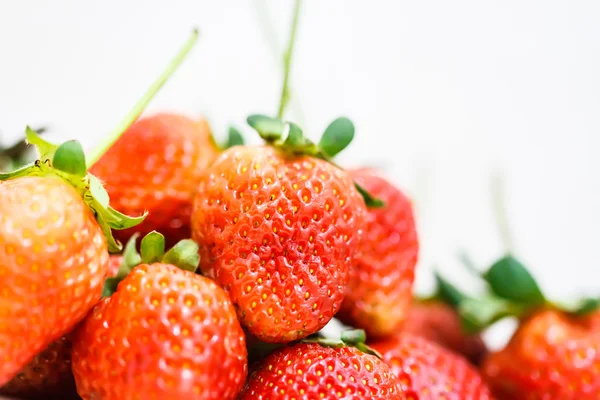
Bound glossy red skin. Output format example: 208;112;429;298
372;334;492;400
338;169;418;338
0;254;122;398
191;146;367;343
402;301;487;365
72;263;248;400
240;343;405;399
483;310;600;399
91;113;219;247
0;176;109;386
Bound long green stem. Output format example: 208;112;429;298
276;0;302;119
492;173;514;254
86;29;199;168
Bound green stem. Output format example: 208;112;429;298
86;29;199;168
276;0;302;119
491;173;514;254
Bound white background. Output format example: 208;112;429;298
1;1;599;343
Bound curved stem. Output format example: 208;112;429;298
86;29;199;169
277;0;302;119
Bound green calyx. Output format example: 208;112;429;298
0;126;47;171
246;114;384;208
221;125;245;150
0;129;145;253
0;30;199;253
102;231;200;297
302;329;382;359
450;252;600;333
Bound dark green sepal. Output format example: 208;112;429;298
247;114;286;141
483;255;546;306
223;126;245;149
355;183;384;208
434;271;469;308
52;140;87;177
319;117;355;158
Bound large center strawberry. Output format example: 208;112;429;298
192;144;367;343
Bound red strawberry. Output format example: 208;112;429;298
0;254;124;399
191;139;367;343
240;339;404;399
401;301;487;365
0;175;111;386
337;168;418;338
0;31;197;386
72;233;248;400
0;335;78;400
90;113;219;247
483;309;600;399
371;334;493;399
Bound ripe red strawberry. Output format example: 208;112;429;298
401;300;487;365
0;254;124;399
483;309;600;399
371;334;493;399
90;113;219;247
0;175;110;386
72;233;248;400
191;138;368;343
0;31;197;386
240;342;404;399
337;168;418;338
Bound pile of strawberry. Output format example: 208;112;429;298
2;22;600;400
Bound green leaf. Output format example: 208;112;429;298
435;272;469;308
483;255;546;305
25;126;57;161
162;239;200;273
354;183;385;208
224;126;245;149
281;122;320;155
0;163;39;181
459;295;525;333
140;231;165;264
247;114;285;141
52;140;87;177
103;207;147;230
319;117;355;158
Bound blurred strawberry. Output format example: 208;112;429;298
337;168;418;338
401;300;487;365
191;116;372;343
72;233;248;400
484;309;600;399
371;334;493;399
240;330;404;399
91;113;219;247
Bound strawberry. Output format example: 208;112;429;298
0;254;124;399
371;334;493;399
239;330;404;399
453;249;600;399
0;30;198;386
0;335;78;400
72;232;248;400
483;309;600;399
191;116;375;343
337;168;418;338
401;300;487;365
90;113;219;247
